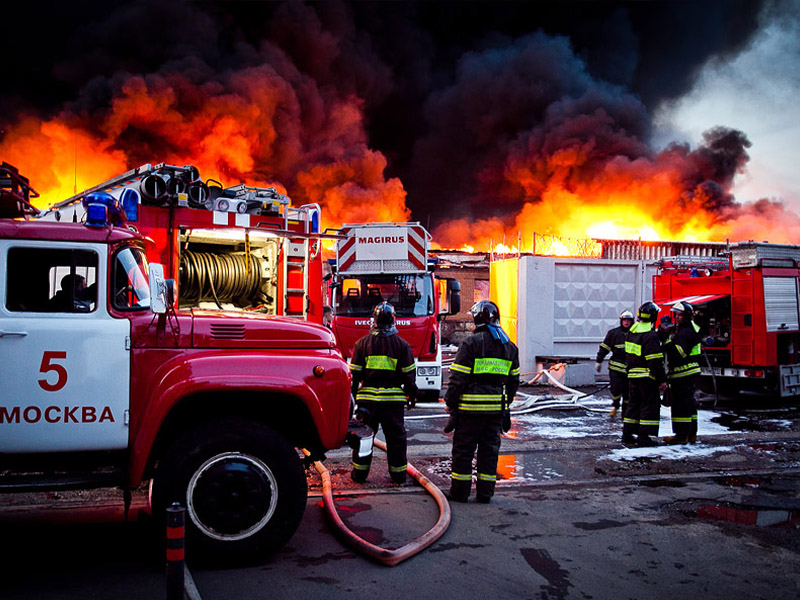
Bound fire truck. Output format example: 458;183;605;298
0;162;356;562
47;162;324;321
328;222;461;402
653;242;800;397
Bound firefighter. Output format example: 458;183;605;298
595;309;634;418
445;300;520;503
623;301;667;446
349;302;417;484
661;301;702;444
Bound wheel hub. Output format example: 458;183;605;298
187;452;279;541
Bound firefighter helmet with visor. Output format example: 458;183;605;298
470;300;500;327
371;301;398;335
637;301;660;323
619;309;634;326
671;301;694;320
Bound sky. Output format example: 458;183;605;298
655;0;800;211
2;0;799;248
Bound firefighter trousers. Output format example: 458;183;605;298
351;401;407;483
450;412;503;500
623;378;661;440
609;370;629;410
668;376;698;439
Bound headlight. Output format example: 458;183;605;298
418;367;440;376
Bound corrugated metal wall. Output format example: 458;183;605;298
598;239;727;261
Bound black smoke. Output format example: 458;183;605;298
0;0;774;228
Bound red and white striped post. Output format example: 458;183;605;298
166;503;185;600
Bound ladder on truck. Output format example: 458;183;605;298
282;204;322;319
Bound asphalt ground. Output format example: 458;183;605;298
2;384;800;600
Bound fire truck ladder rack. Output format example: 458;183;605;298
47;163;166;211
655;255;729;271
43;162;300;222
282;204;321;319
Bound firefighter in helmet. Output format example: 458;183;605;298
661;301;702;444
623;301;667;446
444;300;520;503
595;309;634;418
350;302;417;484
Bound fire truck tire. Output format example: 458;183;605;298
152;418;307;564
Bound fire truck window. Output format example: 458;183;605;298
113;247;151;310
333;275;433;317
5;247;97;313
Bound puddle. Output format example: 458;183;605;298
424;453;567;484
697;503;800;528
712;475;764;488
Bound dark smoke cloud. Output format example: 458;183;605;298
0;0;773;231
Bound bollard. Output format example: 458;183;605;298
166;503;185;600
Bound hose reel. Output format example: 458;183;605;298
180;251;266;308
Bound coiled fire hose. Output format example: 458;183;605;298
303;439;451;567
180;251;263;307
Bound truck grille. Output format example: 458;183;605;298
210;323;246;340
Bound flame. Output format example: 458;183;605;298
0;70;409;232
493;243;518;255
431;143;800;252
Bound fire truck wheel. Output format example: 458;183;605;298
152;418;307;564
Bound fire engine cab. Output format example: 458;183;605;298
654;242;800;397
0;162;354;562
328;222;461;401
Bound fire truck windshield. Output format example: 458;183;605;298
333;274;433;318
113;247;151;309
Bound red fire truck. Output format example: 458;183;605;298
328;222;461;402
0;162;356;562
47;162;324;321
653;242;800;397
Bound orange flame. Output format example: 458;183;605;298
0;70;409;232
433;152;800;251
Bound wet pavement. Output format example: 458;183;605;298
3;383;800;600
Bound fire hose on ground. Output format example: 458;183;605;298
302;440;451;567
406;363;614;422
303;363;609;565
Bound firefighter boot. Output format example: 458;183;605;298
636;436;659;447
390;468;407;484
688;433;698;444
609;406;618;418
664;435;689;445
447;490;469;503
351;467;369;483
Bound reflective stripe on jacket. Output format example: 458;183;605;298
663;322;702;379
350;332;417;402
625;321;666;382
444;327;520;413
596;325;629;374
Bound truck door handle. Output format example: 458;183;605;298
0;329;28;338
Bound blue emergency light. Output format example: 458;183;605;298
85;203;109;227
82;191;125;227
120;188;140;221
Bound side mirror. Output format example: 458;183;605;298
148;263;167;314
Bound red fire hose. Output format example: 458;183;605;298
306;439;451;566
